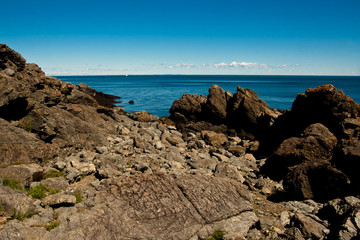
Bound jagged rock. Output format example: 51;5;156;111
0;44;26;73
262;123;337;181
227;86;271;135
291;84;360;138
201;130;228;147
203;84;228;123
0;186;37;216
41;192;76;208
228;145;246;157
169;94;206;122
291;213;329;239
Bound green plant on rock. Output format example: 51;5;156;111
19;117;32;133
3;178;23;190
27;184;47;199
42;169;65;179
12;161;24;165
11;208;35;221
45;220;60;231
206;230;226;240
27;184;60;199
74;191;82;203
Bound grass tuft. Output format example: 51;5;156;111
11;208;35;221
74;191;82;203
45;220;60;231
206;230;226;240
43;170;65;179
3;179;23;190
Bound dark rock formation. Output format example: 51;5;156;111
169;84;282;139
169;93;207;123
283;161;350;201
262;123;338;181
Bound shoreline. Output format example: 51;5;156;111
1;44;360;239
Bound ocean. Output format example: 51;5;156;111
56;75;360;117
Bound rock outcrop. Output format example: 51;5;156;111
169;84;282;139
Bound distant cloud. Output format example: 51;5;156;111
168;63;194;69
212;61;269;69
165;61;300;71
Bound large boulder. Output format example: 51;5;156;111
284;161;350;201
0;118;56;167
262;123;337;180
334;140;360;190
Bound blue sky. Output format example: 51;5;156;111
2;0;360;75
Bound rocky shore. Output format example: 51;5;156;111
0;44;360;239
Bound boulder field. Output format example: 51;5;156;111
1;44;360;239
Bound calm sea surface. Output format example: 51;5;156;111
56;75;360;117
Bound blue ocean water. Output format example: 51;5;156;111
56;75;360;117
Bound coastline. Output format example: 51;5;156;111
1;44;360;239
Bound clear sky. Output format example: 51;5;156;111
2;0;360;75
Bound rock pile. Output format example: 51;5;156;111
1;44;360;239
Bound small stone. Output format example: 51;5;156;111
95;146;108;154
128;100;134;104
119;127;131;135
155;141;164;150
4;68;15;76
54;161;66;170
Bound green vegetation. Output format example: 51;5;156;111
27;184;47;199
27;184;60;199
45;220;60;231
3;178;23;190
206;230;225;240
2;178;60;199
43;169;65;179
12;161;24;165
0;203;3;212
74;191;82;203
11;208;35;221
19;117;32;133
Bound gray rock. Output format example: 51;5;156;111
42;174;253;240
214;163;245;183
197;211;258;239
291;213;328;239
0;186;37;217
40;177;69;191
41;192;76;208
0;221;46;240
54;161;66;171
4;68;15;76
70;160;96;175
65;167;81;182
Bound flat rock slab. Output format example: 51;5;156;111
43;174;254;240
